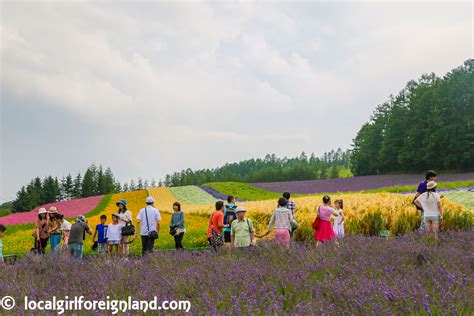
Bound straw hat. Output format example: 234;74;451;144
427;181;437;190
48;206;58;213
38;208;47;215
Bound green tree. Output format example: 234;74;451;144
72;173;82;199
82;168;96;197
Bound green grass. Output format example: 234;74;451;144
85;193;113;218
169;186;218;204
362;180;474;194
203;182;283;201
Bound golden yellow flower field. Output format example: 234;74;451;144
2;189;472;255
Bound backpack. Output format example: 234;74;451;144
223;205;237;227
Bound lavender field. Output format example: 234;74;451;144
198;185;246;202
253;172;474;194
1;231;472;315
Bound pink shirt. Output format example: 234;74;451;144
318;205;338;221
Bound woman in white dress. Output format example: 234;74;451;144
333;199;345;238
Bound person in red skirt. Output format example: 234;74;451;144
313;195;339;245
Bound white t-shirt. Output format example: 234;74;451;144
119;210;133;228
416;191;441;217
106;223;122;242
60;220;72;231
137;206;161;236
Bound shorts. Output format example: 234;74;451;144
424;216;440;224
108;240;121;245
224;231;231;243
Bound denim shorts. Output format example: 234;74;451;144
108;240;121;245
424;215;440;223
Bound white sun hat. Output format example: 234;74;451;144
38;208;47;215
235;206;247;213
427;181;437;190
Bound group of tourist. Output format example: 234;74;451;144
0;170;443;262
205;191;347;250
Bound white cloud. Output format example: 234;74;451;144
0;1;471;197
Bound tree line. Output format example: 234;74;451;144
12;165;121;213
121;178;160;192
351;60;474;176
163;149;351;187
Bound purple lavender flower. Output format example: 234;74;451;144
0;231;472;314
252;173;474;194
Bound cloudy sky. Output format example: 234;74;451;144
0;1;471;200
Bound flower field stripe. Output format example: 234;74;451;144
252;172;474;194
0;195;105;226
86;190;148;228
147;187;179;211
147;187;215;214
85;194;113;218
198;185;247;202
202;182;282;201
168;185;219;205
443;190;474;211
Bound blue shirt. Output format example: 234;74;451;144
416;181;427;194
223;203;237;232
0;238;3;261
170;211;185;229
96;224;108;244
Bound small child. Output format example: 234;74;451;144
93;215;108;255
106;214;122;256
0;224;6;265
333;199;345;238
56;214;72;253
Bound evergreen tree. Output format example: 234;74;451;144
61;174;74;200
96;166;105;195
122;183;129;192
82;168;96;197
43;176;58;203
329;165;340;179
12;186;30;213
103;168;116;194
72;173;82;199
129;179;136;191
351;60;474;175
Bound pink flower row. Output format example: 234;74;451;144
0;195;104;226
